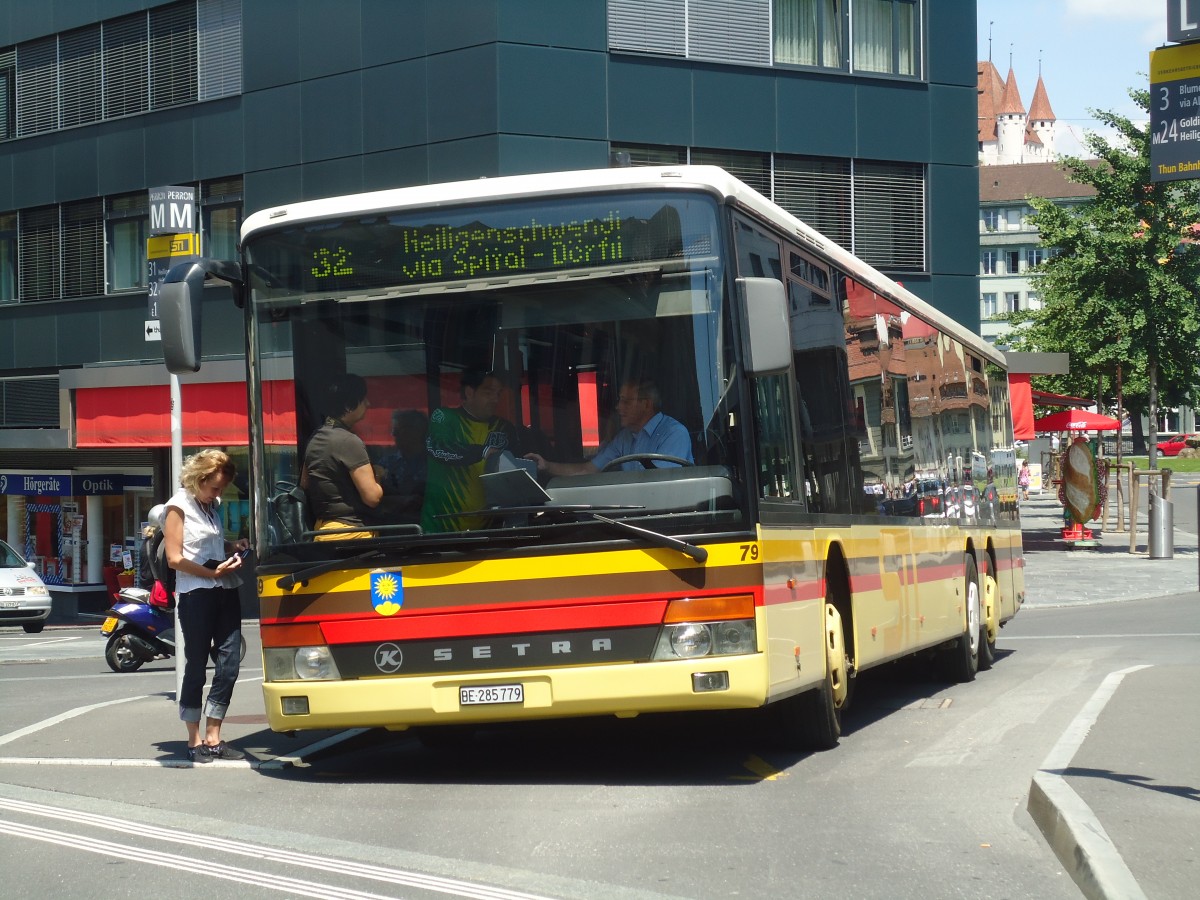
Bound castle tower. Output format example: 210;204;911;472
995;68;1027;165
1027;74;1057;161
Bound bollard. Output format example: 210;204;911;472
1148;493;1174;559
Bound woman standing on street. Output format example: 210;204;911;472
163;449;248;764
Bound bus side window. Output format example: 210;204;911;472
751;373;801;501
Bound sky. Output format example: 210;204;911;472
975;0;1168;156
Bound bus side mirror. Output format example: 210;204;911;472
160;261;206;374
737;277;791;375
159;259;245;374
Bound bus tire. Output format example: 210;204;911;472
979;568;998;671
939;556;980;683
774;602;847;752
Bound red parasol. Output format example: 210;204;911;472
1033;409;1121;432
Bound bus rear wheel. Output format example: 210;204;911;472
939;556;980;683
774;602;848;752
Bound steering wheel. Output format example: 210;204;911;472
600;453;694;472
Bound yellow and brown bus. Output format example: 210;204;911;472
162;166;1024;750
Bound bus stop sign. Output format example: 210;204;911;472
1150;42;1200;182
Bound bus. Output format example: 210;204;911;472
161;166;1024;750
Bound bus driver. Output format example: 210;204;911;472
526;378;693;476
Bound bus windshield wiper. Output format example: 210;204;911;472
446;503;706;563
277;551;382;591
585;513;708;564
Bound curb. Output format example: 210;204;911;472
1025;665;1151;900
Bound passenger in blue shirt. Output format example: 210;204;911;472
526;378;692;476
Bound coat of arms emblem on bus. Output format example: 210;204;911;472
370;571;403;616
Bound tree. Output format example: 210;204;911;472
1002;88;1200;461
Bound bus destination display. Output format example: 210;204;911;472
247;195;701;295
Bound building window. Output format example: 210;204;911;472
981;250;997;274
1026;247;1045;267
61;199;104;298
107;193;148;292
853;0;919;76
1027;292;1041;310
774;0;845;69
1006;207;1023;230
150;1;199;110
981;292;997;318
58;26;102;128
610;0;920;78
1005;291;1020;312
982;209;999;232
0;49;13;139
1005;250;1020;274
0;212;15;302
103;13;149;119
692;147;772;197
201;176;243;260
0;1;241;144
17;206;59;302
852;159;924;270
775;154;853;249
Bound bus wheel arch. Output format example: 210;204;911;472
771;544;853;752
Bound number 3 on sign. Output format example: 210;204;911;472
311;246;353;278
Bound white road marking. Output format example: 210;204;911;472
0;797;560;900
0;695;149;747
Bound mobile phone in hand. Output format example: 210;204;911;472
235;548;251;561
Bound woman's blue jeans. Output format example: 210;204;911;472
177;585;242;723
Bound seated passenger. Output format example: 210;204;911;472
526;378;693;476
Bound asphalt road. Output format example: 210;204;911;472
3;590;1197;900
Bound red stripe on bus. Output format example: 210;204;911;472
321;599;668;643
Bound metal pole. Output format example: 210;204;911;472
171;374;185;704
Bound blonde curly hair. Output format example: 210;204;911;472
179;449;237;496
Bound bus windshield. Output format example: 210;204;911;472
243;190;746;560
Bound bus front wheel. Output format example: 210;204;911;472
774;602;847;752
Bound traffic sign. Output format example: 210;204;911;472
145;319;162;341
1150;42;1200;182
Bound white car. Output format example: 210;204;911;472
0;540;52;633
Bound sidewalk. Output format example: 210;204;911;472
1018;482;1199;900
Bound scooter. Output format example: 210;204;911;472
101;587;247;673
101;586;175;672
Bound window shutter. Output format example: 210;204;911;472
608;0;686;56
18;207;60;302
59;26;103;128
61;199;104;298
691;148;771;197
774;155;853;249
151;1;198;109
688;0;770;65
16;36;58;136
0;50;14;139
199;0;242;99
2;377;59;427
103;13;149;118
853;160;925;271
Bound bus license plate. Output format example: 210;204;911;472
459;684;523;706
101;616;118;634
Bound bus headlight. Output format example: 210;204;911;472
670;623;712;658
263;646;341;681
651;619;756;660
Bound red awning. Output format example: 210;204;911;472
1008;373;1034;440
76;382;297;447
1034;409;1121;432
1030;388;1092;407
